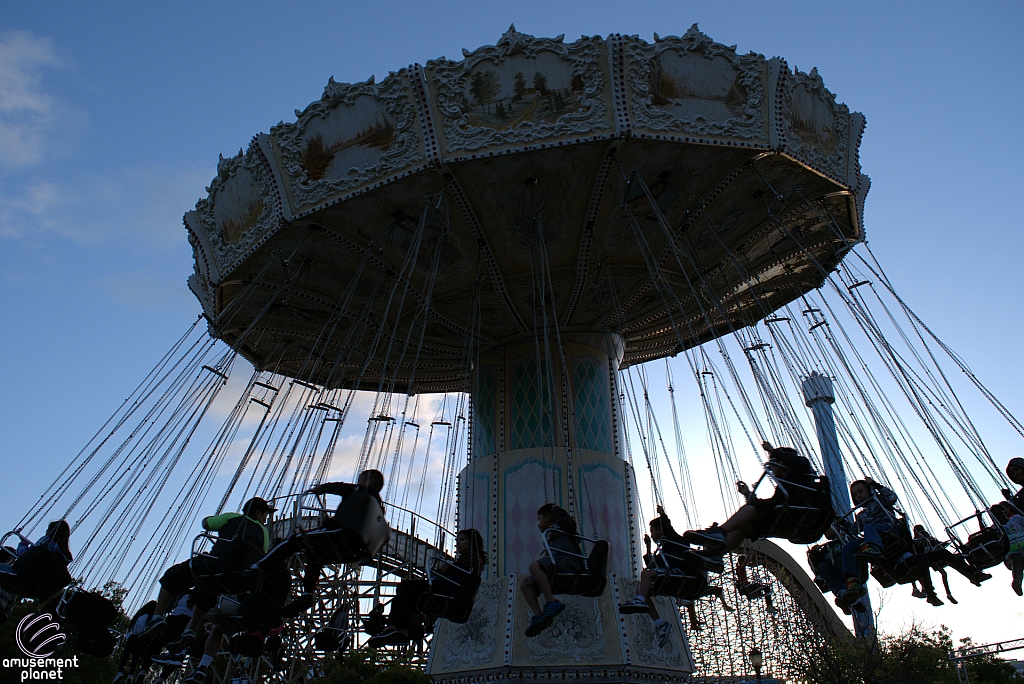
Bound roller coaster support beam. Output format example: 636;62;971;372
950;637;1024;684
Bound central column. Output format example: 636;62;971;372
463;332;640;578
427;333;694;683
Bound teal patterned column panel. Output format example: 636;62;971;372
572;356;612;453
472;366;497;459
509;355;553;450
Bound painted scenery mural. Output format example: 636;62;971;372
460;52;586;131
645;50;749;124
213;163;264;247
296;95;398;184
787;69;839;153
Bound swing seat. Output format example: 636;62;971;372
298;491;390;565
315;627;352;652
963;526;1009;570
767;475;835;545
238;592;284;633
11;545;73;600
229;632;266;659
651;567;709;601
551;540;608;598
74;629;118;658
0;546;16;565
58;589;118;633
871;553;921;586
737;580;772;600
416;556;481;623
210;594;242;620
316;607;352;651
418;594;474;623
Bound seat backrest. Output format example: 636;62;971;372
210;516;268;571
333;491;391;558
12;545;72;600
239;592;284;633
587;541;609;577
62;591;118;633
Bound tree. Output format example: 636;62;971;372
513;72;527;101
312;650;431;683
469;70;500;112
532;71;548;96
796;625;1021;684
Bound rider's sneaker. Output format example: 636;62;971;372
139;614;166;640
833;596;852;615
854;543;883;563
150;651;186;668
655;621;671;648
926;593;944;606
618;596;649;614
283;592;316;618
543;599;565;617
683;527;726;551
166;628;196;653
838;578;867;607
525;612;554;637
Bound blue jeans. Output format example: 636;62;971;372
814;558;847;595
842;522;891;577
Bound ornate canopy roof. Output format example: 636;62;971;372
185;26;867;392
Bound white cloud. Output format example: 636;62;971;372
0;164;209;243
0;31;60;168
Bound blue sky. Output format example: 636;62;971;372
2;0;1023;644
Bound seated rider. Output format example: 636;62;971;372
991;503;1024;596
836;477;898;606
1002;457;1024;515
243;469;385;600
112;600;157;684
908;523;989;601
520;504;584;638
683;442;819;557
176;559;296;684
0;520;73;575
368;528;487;647
149;497;274;661
618;505;702;648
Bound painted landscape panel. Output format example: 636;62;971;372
297;95;397;184
213;165;264;246
647;50;749;125
460;52;585;131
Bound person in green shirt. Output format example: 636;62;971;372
147;497;275;664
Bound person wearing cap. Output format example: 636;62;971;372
147;497;275;664
683;442;820;556
1001;458;1024;515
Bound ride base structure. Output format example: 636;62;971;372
434;333;693;682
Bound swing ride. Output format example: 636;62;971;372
4;24;1023;684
